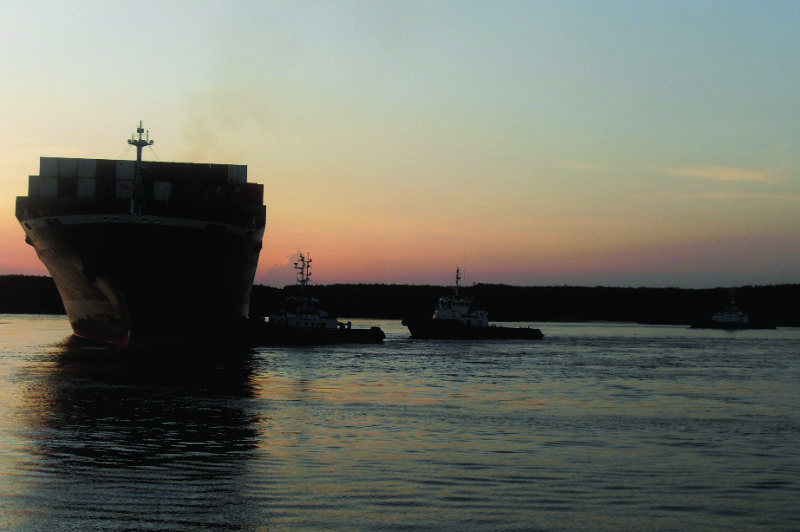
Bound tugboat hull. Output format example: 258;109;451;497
402;317;544;340
254;323;386;345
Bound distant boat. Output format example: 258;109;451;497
690;290;776;330
402;268;544;340
256;253;385;344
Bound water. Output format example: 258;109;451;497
1;315;799;531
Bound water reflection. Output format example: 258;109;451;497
15;340;264;531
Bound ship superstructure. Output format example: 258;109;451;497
431;268;489;326
15;123;267;348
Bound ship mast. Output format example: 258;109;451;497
294;253;312;296
127;121;154;215
128;120;153;164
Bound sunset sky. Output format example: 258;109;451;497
1;1;798;288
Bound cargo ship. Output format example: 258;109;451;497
402;269;544;340
14;122;267;349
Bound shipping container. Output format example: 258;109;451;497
227;165;247;184
30;175;59;197
95;176;116;199
58;177;78;198
228;183;264;205
116;179;133;199
116;160;136;181
40;157;59;177
153;181;172;201
96;159;116;179
77;178;96;198
78;159;97;178
170;182;203;202
58;158;79;178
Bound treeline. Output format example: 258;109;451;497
0;275;65;314
3;275;800;326
252;283;800;326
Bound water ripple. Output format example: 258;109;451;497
1;318;799;531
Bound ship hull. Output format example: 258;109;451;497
402;318;544;340
18;213;264;348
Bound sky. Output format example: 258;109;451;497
1;0;799;288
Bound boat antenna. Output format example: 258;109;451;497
294;253;312;296
128;120;154;164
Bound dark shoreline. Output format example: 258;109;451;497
3;274;799;327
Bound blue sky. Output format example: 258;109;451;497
1;1;799;287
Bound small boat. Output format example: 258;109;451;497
255;253;385;344
690;290;776;330
402;268;544;340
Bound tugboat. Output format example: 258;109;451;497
690;290;776;330
402;268;544;340
257;253;385;344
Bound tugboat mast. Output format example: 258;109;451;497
294;253;312;295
